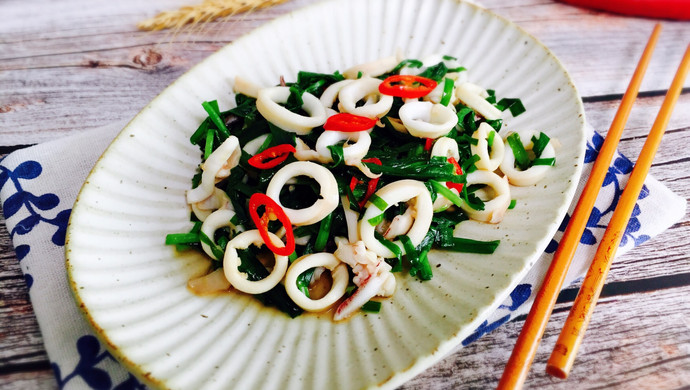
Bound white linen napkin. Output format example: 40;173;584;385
0;121;685;389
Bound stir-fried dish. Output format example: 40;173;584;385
166;53;556;321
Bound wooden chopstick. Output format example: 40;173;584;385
546;42;690;380
496;23;662;390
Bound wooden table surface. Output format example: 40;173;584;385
1;0;689;389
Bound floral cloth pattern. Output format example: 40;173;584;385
0;124;685;389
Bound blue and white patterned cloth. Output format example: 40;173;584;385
0;121;685;389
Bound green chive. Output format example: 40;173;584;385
198;231;225;260
487;129;496;147
190;119;210;146
257;134;274;154
361;300;382;313
400;234;432;280
508;199;517;209
496;97;526;117
165;232;199;245
429;180;464;208
462;154;481;173
486;89;497;104
368;213;385;226
375;232;403;269
203;128;214;160
314;212;333;252
368;194;388;210
296;268;314;298
440;78;455;106
202;100;230;140
531;132;551;158
532;157;556;166
441;237;500;254
506;133;530;171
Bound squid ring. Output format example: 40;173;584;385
500;130;556;186
315;130;371;165
191;187;232;222
455;82;502;120
223;230;288;294
319;79;354;109
242;134;269;156
430;137;461;212
187;136;241;203
399;101;456;139
343;55;400;79
460;170;511;224
359;180;433;258
265;161;339;226
338;77;394;119
200;209;237;260
471;122;505;171
256;86;326;135
284;253;349;312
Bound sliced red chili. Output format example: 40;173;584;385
247;144;296;169
349;158;383;209
324;113;378;132
358;158;382;208
379;75;438;99
424;138;434;152
446;157;464;194
447;157;463;175
248;193;295;256
446;182;465;193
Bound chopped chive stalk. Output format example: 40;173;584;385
429;180;464;208
198;231;225;260
487;129;496;147
190;119;210;146
486;89;497;104
440;78;455;106
506;133;530;171
257;134;274;153
368;194;388;210
375;232;403;269
508;199;517;209
441;237;500;254
361;300;382;313
314;212;333;252
203;128;214;160
296;269;314;298
400;235;432;280
532;157;556;166
165;232;199;245
462;154;481;173
202;100;231;139
531;132;551;158
368;213;385;226
496;97;526;117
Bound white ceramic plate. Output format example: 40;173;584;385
66;0;586;388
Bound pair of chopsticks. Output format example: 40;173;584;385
498;23;690;389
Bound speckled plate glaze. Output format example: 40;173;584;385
66;0;586;388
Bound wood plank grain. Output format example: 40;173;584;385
0;371;56;390
401;284;690;389
2;0;689;146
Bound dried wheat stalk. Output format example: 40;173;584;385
137;0;289;31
